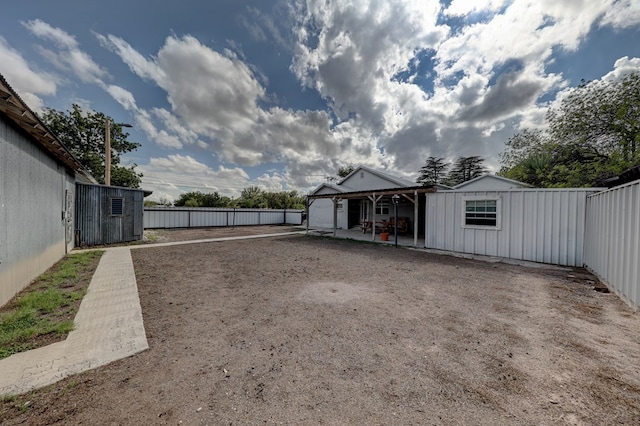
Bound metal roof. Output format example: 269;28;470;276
307;185;436;199
0;73;93;180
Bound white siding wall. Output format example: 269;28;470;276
425;189;597;266
584;181;640;309
340;170;400;191
308;198;348;229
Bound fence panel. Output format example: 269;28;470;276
144;207;303;229
584;180;640;309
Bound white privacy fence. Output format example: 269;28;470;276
144;207;304;229
584;180;640;309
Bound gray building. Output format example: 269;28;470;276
75;183;149;247
0;74;94;306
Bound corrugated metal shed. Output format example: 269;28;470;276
75;183;145;246
425;188;601;266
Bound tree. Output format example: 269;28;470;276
417;157;449;186
337;164;355;178
548;73;640;164
262;191;306;209
445;156;486;186
39;104;142;187
500;72;640;187
236;186;266;208
174;191;231;207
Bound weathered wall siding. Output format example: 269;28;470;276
0;116;73;306
75;184;145;246
144;207;303;229
425;189;596;266
584;181;640;309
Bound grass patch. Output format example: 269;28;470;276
0;250;103;359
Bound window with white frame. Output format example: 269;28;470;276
375;202;390;215
463;198;500;228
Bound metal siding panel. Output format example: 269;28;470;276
583;182;640;309
520;192;540;262
498;192;525;259
425;195;437;248
444;193;455;251
632;185;640;306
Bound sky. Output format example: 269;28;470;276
1;0;639;201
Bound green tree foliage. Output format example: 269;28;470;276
500;72;640;187
261;191;306;209
416;157;449;185
236;186;265;208
174;191;231;207
173;188;305;209
445;156;486;186
39;104;142;187
337;164;355;178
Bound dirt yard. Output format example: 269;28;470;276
2;226;640;425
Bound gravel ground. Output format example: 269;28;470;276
2;226;640;425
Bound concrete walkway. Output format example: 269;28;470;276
0;231;303;396
0;248;147;396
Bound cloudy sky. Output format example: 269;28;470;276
1;0;639;200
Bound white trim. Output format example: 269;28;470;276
461;195;502;230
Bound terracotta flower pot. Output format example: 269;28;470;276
380;232;389;241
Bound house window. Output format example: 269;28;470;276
464;198;499;228
111;197;124;216
375;202;390;215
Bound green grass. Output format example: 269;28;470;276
0;250;103;359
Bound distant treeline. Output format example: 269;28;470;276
145;186;305;209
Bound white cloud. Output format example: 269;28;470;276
23;19;108;84
600;0;640;29
0;37;56;112
601;56;640;82
139;154;258;201
444;0;507;17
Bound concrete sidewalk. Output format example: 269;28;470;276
0;231;303;396
0;247;148;396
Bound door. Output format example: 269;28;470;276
348;199;362;229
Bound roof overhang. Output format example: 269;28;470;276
0;74;90;175
307;185;436;200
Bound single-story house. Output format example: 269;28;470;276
307;165;437;245
307;168;603;267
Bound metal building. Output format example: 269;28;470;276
425;188;603;267
75;183;149;246
0;74;94;306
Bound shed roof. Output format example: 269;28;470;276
0;73;94;181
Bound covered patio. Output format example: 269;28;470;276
305;226;426;248
305;186;435;248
